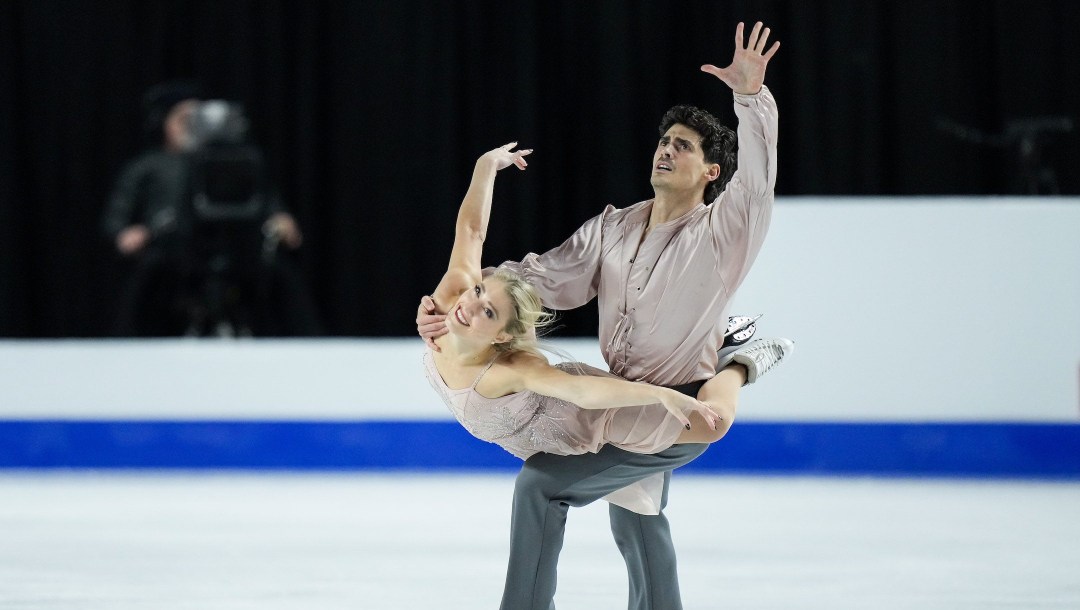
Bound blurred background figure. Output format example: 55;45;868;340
101;80;322;338
937;115;1075;195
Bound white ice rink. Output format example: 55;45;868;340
2;473;1078;609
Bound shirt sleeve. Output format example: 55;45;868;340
708;85;778;288
101;157;150;241
494;207;612;311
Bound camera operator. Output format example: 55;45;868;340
102;80;321;337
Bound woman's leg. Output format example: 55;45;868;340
676;336;796;444
676;364;746;444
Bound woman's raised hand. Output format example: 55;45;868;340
482;142;533;171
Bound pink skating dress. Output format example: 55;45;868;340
423;349;685;514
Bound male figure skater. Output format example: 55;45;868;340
420;21;785;609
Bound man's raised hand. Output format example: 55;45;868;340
700;21;780;96
417;295;448;351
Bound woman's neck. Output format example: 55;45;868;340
435;335;497;367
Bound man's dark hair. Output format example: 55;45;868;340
658;105;736;202
141;79;204;145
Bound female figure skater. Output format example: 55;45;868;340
424;143;743;468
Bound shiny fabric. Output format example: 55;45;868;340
499;87;778;385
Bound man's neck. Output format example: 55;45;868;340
648;190;704;229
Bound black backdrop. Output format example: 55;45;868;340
2;1;1078;338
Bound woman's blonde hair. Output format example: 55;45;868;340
490;269;556;357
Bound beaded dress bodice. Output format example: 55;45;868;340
422;349;608;460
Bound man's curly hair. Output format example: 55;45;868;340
658;105;736;202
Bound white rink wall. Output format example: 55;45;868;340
1;198;1078;423
728;197;1080;421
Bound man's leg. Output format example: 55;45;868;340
609;471;685;610
114;251;179;337
501;443;708;610
263;256;324;336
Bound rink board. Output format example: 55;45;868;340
2;419;1078;477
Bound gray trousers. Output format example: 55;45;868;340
500;381;710;610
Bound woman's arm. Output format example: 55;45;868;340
692;369;741;442
430;143;532;310
500;355;719;430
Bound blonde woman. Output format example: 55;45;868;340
424;143;743;471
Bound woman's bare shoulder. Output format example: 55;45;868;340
501;350;551;370
481;350;554;395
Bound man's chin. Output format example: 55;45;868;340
651;176;677;192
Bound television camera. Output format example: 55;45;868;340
182;101;277;337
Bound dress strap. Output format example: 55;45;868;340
470;355;499;389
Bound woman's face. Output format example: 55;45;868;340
447;278;514;345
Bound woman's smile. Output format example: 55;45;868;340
454;306;471;327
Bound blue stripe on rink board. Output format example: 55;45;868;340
1;420;1078;477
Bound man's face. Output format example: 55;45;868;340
650;124;717;198
163;99;199;152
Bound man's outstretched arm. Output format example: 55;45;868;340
704;22;781;291
702;21;780;200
